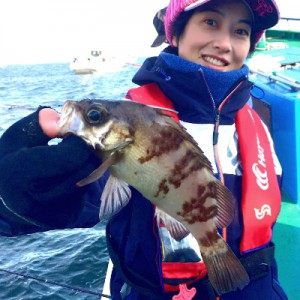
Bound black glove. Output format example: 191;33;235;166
0;107;102;234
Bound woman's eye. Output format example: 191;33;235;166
86;106;107;124
204;19;217;27
236;28;250;37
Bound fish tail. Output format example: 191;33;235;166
199;234;250;295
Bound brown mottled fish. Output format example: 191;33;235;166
58;99;249;294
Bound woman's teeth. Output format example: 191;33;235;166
203;56;225;66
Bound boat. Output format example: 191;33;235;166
69;50;125;75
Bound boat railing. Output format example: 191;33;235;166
270;17;300;37
250;66;300;92
281;17;300;22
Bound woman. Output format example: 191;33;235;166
0;0;287;299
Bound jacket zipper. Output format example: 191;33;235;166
199;72;246;300
199;69;246;180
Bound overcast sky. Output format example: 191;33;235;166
0;0;293;65
0;0;169;65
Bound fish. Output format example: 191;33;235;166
58;99;250;294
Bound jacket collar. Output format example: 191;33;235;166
132;49;253;125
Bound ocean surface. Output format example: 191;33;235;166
0;60;144;299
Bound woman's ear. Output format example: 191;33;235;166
172;36;178;47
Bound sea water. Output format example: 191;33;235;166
0;60;143;299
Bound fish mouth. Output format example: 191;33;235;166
59;107;72;129
59;103;83;137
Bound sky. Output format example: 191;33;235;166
0;0;169;65
0;0;294;66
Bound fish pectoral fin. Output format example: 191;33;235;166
215;181;236;228
76;152;119;187
99;174;132;220
107;139;133;152
155;208;190;241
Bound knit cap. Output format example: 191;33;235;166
165;0;280;47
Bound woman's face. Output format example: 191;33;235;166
172;0;252;71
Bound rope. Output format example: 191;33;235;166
0;104;36;111
0;268;111;299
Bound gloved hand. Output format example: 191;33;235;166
0;107;103;234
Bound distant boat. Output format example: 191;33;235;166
69;50;124;75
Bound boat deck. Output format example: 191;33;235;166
274;195;300;299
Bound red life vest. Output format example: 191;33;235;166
126;83;281;294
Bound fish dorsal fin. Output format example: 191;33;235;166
155;208;190;241
215;181;235;228
99;175;132;220
77;152;119;187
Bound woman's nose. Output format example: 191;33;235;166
212;32;232;52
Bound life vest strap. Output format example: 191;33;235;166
236;105;281;253
240;242;275;281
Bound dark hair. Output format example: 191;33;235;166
171;9;256;56
249;32;256;54
171;10;194;45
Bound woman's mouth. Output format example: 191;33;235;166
202;55;228;67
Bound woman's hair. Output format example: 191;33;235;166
171;9;256;56
171;10;194;46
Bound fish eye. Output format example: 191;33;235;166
85;105;107;124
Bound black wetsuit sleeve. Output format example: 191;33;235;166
0;107;102;235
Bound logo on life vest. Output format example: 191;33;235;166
254;204;272;220
252;142;269;190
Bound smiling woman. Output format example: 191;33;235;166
171;0;252;71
